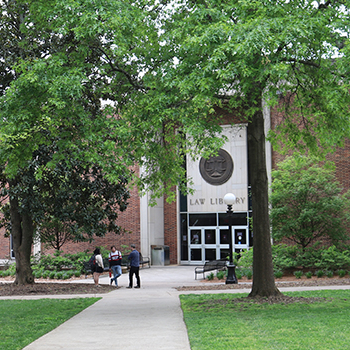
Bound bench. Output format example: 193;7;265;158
139;253;151;268
121;253;150;268
194;260;227;280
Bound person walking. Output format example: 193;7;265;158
93;248;104;287
109;245;122;287
127;244;141;288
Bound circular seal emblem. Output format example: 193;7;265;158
199;149;234;186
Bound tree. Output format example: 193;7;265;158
270;156;350;250
0;144;130;283
0;0;146;284
143;1;350;297
0;0;221;284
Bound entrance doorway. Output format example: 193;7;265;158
188;226;248;264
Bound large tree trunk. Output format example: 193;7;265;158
247;108;281;297
9;184;35;285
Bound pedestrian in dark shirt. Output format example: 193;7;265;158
127;244;141;288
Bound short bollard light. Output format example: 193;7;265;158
223;193;238;284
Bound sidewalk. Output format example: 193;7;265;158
19;266;350;350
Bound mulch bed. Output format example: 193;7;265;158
199;295;329;306
1;277;350;298
0;282;115;296
176;277;350;291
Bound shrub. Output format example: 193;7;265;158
314;246;350;271
244;269;253;279
294;271;303;279
305;271;313;279
42;271;50;279
34;270;42;279
216;270;225;280
49;271;56;279
236;248;253;269
337;269;346;278
73;270;81;277
272;244;299;271
207;272;214;281
235;269;242;280
62;273;70;280
55;271;63;280
274;270;283;279
326;270;334;278
316;270;325;278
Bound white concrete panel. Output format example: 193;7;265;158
187;125;248;212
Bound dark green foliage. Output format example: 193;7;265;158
274;270;283;279
316;270;325;278
238;244;350;274
207;272;214;281
270;156;350;250
0;144;130;250
305;271;313;279
337;270;346;278
325;270;334;278
216;270;225;280
294;271;303;279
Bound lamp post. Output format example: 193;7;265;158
224;193;238;284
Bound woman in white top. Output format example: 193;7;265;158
93;248;104;286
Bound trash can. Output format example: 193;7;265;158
151;245;170;266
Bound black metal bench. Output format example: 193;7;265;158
194;260;227;280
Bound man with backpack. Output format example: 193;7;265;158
109;245;122;287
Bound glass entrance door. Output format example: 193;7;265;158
188;226;249;264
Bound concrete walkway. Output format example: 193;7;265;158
9;266;350;350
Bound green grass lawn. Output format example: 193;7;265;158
0;298;100;350
180;290;350;350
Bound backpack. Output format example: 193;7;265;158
89;254;96;272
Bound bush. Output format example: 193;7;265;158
305;271;313;279
269;244;350;276
62;273;71;280
34;270;42;279
243;269;253;279
207;272;214;281
314;246;350;271
272;244;299;271
49;271;56;279
0;270;9;277
316;270;325;278
326;270;334;278
42;270;50;279
55;272;63;280
236;249;253;269
216;270;225;280
337;269;346;278
274;270;283;279
294;271;303;279
235;269;242;280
